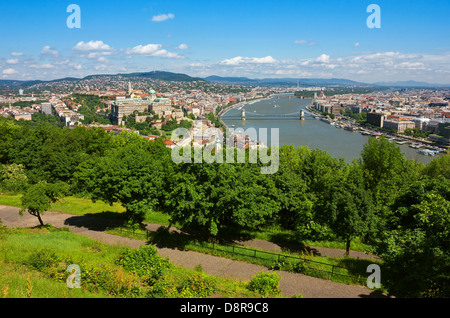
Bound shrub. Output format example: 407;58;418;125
247;271;281;297
115;245;171;286
79;262;143;297
176;274;216;298
27;248;59;271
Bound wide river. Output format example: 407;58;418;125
221;94;437;165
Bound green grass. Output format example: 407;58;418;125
0;193;171;225
0;193;22;207
253;225;371;253
0;227;270;298
0;264;108;298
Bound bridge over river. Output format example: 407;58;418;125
222;108;316;120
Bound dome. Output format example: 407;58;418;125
149;89;156;94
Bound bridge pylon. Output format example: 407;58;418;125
241;109;246;120
300;109;305;120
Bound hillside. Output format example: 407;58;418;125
0;71;206;89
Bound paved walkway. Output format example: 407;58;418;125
0;205;386;298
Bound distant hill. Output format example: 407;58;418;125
0;71;205;89
204;75;372;87
84;71;205;82
203;76;258;84
373;80;450;88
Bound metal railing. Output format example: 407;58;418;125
115;226;365;285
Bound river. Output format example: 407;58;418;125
221;95;438;165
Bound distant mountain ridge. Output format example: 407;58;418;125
373;80;450;88
204;75;372;87
1;71;449;89
0;71;205;88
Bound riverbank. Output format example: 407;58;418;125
305;104;448;158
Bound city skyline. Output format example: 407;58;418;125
0;0;449;83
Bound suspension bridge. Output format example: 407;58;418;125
222;108;317;121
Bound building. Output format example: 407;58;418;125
13;113;32;121
366;111;385;128
41;102;52;115
110;98;152;125
382;119;416;133
110;89;166;125
150;98;172;113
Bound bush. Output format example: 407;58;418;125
176;273;216;298
27;248;59;271
115;245;171;286
79;262;143;297
149;273;217;298
247;271;281;297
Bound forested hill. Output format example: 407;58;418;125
0;71;205;89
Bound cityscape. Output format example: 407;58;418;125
0;0;449;309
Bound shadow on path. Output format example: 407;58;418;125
63;213;124;232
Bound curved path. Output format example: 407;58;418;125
0;205;386;298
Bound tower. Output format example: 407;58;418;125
300;109;305;120
128;81;132;95
149;89;157;102
241;109;246;120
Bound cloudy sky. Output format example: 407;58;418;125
0;0;449;83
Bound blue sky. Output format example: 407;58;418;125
0;0;449;83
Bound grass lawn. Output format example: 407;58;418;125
0;193;170;224
0;227;268;298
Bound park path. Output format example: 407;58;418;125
0;205;384;298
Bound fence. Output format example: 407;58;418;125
116;226;365;285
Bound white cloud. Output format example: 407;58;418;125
11;52;23;56
176;43;189;50
316;54;330;63
6;59;19;65
294;40;317;46
29;64;55;69
126;44;182;59
41;45;59;56
73;41;113;52
2;68;18;75
220;56;278;65
354;42;360;47
152;13;174;22
97;57;109;63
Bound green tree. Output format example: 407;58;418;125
326;162;374;255
74;134;172;225
375;178;450;297
0;118;21;164
19;181;68;226
166;150;279;239
359;137;423;236
273;146;314;235
423;152;450;180
0;163;28;193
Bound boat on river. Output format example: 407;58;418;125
419;149;436;156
